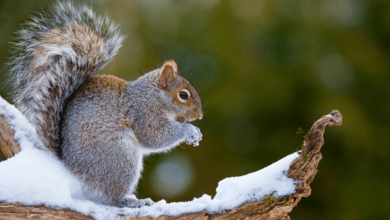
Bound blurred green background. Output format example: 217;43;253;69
1;0;389;219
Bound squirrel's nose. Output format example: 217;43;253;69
198;111;203;120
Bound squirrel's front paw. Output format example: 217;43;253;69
184;124;202;146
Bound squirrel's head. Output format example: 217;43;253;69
157;60;203;123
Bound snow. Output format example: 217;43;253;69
0;96;299;219
0;96;46;152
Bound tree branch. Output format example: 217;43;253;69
0;110;342;220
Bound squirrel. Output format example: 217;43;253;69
7;1;203;207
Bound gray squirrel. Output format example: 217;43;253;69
7;1;203;207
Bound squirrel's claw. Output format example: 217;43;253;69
184;124;202;147
186;140;200;146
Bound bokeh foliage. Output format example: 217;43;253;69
1;0;389;219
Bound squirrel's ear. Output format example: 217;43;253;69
158;60;177;88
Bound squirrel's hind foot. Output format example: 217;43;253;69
118;195;154;208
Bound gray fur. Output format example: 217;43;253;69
61;86;143;205
123;70;202;153
61;69;202;206
7;1;124;154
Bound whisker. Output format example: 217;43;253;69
202;100;213;108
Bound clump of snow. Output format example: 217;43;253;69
214;153;299;205
0;96;299;219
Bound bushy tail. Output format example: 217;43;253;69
8;1;124;155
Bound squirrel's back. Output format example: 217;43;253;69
7;1;124;154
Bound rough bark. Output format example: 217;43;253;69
0;202;93;220
0;110;342;220
0;115;20;160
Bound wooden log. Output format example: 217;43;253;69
0;114;20;159
0;202;93;220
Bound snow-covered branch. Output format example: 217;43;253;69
0;96;342;220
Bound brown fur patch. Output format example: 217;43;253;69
30;21;107;81
163;60;178;72
158;65;176;89
120;120;131;128
171;76;198;108
168;76;203;121
77;75;128;94
172;88;194;108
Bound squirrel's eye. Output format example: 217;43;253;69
179;91;188;100
178;89;190;102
